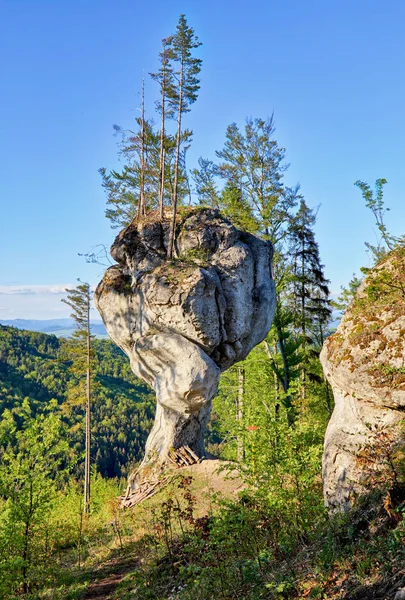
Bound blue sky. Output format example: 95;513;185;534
1;0;404;319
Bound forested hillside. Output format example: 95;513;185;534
0;324;154;478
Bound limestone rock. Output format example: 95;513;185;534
321;248;405;510
95;208;275;489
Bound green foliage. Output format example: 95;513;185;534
167;14;202;258
348;245;405;326
101;120;191;228
102;13;202;236
355;177;404;262
191;157;220;207
61;282;95;405
332;272;363;316
192;118;333;423
117;434;326;600
0;325;154;478
220;181;259;233
0;406;69;597
214;116;296;243
62;282;93;513
288;199;332;338
167;14;202;114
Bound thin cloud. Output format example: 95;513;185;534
0;284;75;296
0;284;99;320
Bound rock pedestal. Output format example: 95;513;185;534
95;208;275;490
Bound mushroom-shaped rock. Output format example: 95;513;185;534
321;247;405;511
95;208;276;489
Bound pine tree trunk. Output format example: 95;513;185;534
301;232;306;402
167;68;183;259
276;333;293;426
158;83;165;219
138;78;146;219
237;366;245;462
273;370;280;419
84;296;91;514
263;338;293;426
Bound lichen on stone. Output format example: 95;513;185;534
321;245;405;511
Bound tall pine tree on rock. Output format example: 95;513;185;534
150;37;176;219
167;14;202;259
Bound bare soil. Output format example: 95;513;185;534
83;557;138;600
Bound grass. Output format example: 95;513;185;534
2;455;404;600
31;464;405;600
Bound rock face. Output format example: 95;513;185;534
321;248;405;511
95;208;275;488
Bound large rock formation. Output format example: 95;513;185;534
95;208;275;489
321;248;405;511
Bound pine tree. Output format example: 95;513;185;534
194;116;304;424
288;199;332;401
101;119;190;228
150;37;176;219
191;157;220;207
62;282;94;514
138;76;146;218
214;116;296;244
166;14;202;259
264;305;302;426
100;118;160;227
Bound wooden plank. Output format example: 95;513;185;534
177;447;193;465
184;445;201;463
167;451;179;467
173;449;188;466
121;474;172;508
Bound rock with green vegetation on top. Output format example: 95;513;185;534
321;247;405;510
95;208;275;489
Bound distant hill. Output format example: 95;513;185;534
0;318;107;338
0;324;154;478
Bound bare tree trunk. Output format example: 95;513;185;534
167;67;183;259
301;231;306;403
273;369;280;419
158;81;166;219
237;366;245;462
77;508;83;567
84;295;91;514
264;337;294;426
138;77;146;219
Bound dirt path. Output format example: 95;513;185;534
83;557;138;600
83;460;242;599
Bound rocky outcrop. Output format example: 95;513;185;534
321;248;405;511
95;208;275;489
